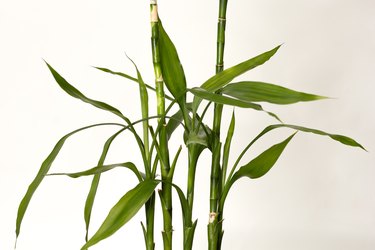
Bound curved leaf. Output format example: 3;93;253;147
232;133;296;182
193;45;281;111
222;81;327;104
159;21;187;106
189;87;281;122
48;162;144;182
228;123;365;183
82;180;159;249
94;66;174;101
201;45;281;92
84;128;127;241
15;123;124;239
45;61;127;120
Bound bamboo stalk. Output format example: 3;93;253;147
208;0;228;249
150;1;173;249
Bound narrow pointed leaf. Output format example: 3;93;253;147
82;180;159;249
222;111;235;188
228;123;365;183
222;81;327;104
45;61;127;120
48;162;144;181
84;128;127;241
189;87;281;122
193;45;281;111
270;124;366;150
15;123;123;239
232;133;296;182
159;21;187;105
201;45;281;92
94;66;174;101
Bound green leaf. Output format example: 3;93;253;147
192;45;281;111
84;128;127;242
222;81;327;104
202;45;281;92
166;109;184;140
159;21;187;105
189;87;281;122
48;162;144;181
82;180;159;249
270;124;366;150
221;111;236;188
15;123;123;240
232;133;296;181
94;66;174;101
94;66;138;82
228;123;365;183
45;61;127;120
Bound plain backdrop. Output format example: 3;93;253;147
1;0;374;249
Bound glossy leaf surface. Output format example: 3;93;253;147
82;180;159;249
232;133;295;181
222;81;326;104
190;87;281;122
201;45;281;92
159;21;187;105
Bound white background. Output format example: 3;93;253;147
1;0;374;249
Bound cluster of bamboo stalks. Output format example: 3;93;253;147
15;0;364;249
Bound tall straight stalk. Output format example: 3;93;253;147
208;0;228;249
150;1;173;250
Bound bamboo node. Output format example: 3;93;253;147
218;17;226;21
209;212;218;223
156;76;163;82
150;4;159;22
150;0;157;4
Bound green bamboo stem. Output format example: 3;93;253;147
150;1;173;250
184;144;200;250
208;0;228;249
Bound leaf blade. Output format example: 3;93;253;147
232;133;296;181
189;87;281;122
82;180;159;249
201;45;281;92
48;162;144;182
159;21;187;105
15;123;123;239
222;81;327;104
45;61;126;120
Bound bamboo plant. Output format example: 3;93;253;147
15;0;365;249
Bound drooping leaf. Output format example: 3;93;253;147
94;66;174;101
48;162;144;182
227;123;365;184
231;133;296;182
159;20;187;106
45;61;127;120
82;180;159;249
222;81;327;104
189;87;281;122
271;124;366;150
15;123;123;239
